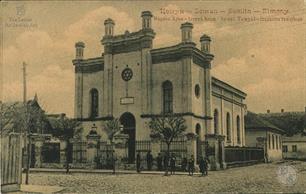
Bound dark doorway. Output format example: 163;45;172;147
120;112;136;163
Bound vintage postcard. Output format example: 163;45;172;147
1;0;305;193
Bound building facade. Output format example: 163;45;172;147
73;11;247;164
283;134;306;160
245;112;285;162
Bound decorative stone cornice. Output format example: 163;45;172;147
73;57;104;73
76;115;114;121
212;76;246;99
151;42;214;68
141;112;212;120
245;127;285;135
205;134;226;141
101;29;155;54
212;92;246;107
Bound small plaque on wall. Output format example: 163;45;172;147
120;97;134;105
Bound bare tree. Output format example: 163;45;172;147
104;118;121;173
104;118;121;144
53;116;83;173
148;115;187;175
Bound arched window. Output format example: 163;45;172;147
237;115;241;143
162;81;173;113
226;113;231;142
90;88;99;118
213;109;219;134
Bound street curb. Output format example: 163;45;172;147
29;168;203;176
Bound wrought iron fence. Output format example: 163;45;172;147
96;142;114;169
160;138;187;164
41;143;60;163
72;141;87;163
136;140;151;152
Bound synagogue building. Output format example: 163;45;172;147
73;11;247;166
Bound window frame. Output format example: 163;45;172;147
226;113;231;142
236;115;241;143
162;81;173;114
213;109;219;135
195;84;200;98
90;88;99;118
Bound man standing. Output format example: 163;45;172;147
199;157;205;176
203;157;209;176
170;153;176;175
146;151;153;171
163;152;169;171
188;155;195;176
136;152;141;173
156;153;163;171
181;157;187;172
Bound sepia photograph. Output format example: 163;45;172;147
0;0;305;193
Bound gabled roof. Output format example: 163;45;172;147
245;111;285;134
258;111;305;136
283;133;306;142
211;76;246;99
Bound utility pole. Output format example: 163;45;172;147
23;62;27;103
23;62;30;185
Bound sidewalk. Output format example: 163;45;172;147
30;168;203;176
9;184;64;194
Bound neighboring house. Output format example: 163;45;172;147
73;10;247;164
0;96;64;168
245;112;285;162
282;134;306;160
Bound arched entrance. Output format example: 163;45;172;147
120;112;136;163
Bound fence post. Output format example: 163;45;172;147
60;138;67;165
86;134;101;168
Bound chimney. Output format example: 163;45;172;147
141;11;153;29
200;34;211;53
180;22;193;43
281;109;284;113
267;109;270;113
75;41;85;60
104;18;115;36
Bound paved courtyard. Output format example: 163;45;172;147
25;161;306;193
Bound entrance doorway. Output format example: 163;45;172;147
120;112;136;163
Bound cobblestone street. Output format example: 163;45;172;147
25;161;306;193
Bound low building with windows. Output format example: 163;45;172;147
245;112;285;162
282;134;306;160
73;11;247;168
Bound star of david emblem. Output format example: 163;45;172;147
121;68;133;81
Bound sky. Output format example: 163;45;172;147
1;0;305;117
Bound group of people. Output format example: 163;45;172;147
136;151;210;176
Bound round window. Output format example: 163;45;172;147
195;84;200;98
121;68;133;81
